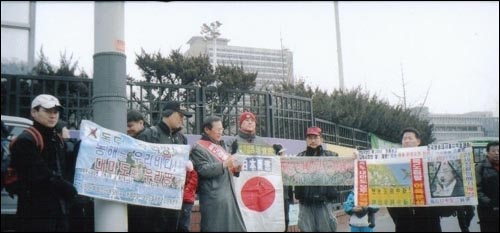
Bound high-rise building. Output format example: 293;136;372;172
185;36;294;90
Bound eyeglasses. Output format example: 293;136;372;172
212;127;224;132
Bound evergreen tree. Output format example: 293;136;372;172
134;48;257;126
275;82;435;145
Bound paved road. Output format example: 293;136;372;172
337;207;480;232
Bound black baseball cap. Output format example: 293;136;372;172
163;101;193;118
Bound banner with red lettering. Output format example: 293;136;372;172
74;120;190;210
355;145;477;207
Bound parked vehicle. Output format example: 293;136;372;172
1;115;33;232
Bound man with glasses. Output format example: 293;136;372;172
190;116;246;231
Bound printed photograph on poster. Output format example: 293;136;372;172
428;159;465;198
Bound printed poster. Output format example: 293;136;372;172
281;157;354;186
355;145;477;207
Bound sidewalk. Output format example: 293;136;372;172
336;207;480;232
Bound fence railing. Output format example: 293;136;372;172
1;74;370;149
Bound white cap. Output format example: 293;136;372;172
31;94;63;109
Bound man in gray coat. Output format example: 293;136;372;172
190;116;246;232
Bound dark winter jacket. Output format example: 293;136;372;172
131;120;193;232
137;121;187;145
10;121;76;232
387;206;443;232
476;157;499;229
294;145;339;203
476;158;499;209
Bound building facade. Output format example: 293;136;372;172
1;1;36;74
185;36;294;90
427;111;499;142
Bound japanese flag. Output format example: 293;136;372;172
233;155;285;232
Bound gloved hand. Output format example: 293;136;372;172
231;140;239;155
273;144;284;155
50;175;77;201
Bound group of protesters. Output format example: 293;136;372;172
125;102;340;232
4;94;499;232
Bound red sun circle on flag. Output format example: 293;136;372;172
240;176;276;212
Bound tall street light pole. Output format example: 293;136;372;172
201;21;222;70
334;1;345;90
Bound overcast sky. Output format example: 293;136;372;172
34;1;499;115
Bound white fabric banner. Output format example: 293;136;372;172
74;120;190;210
233;155;285;232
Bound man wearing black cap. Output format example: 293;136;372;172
137;101;192;144
294;126;339;232
10;94;77;232
130;101;194;232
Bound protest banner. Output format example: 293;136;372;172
74;120;190;210
355;145;477;207
281;157;354;186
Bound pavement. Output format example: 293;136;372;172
336;207;480;232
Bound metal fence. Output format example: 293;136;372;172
2;74;370;149
1;74;93;129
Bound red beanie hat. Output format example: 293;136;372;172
239;112;256;126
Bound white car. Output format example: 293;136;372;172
1;115;32;231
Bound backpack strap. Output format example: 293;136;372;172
24;127;44;152
9;127;44;154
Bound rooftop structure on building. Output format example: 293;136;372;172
185;36;294;90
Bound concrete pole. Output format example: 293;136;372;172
93;2;128;231
334;1;345;90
